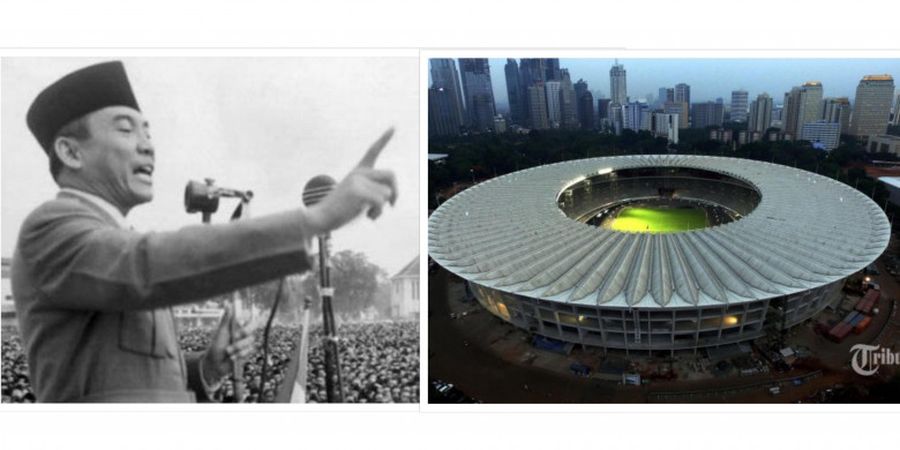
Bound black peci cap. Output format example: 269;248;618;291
26;61;140;153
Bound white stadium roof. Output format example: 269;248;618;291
429;155;890;309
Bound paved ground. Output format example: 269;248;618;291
428;234;900;403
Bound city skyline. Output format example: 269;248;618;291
474;59;900;112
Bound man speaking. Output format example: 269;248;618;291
11;61;398;402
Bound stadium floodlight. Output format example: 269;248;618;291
597;167;613;175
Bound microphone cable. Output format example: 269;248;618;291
258;277;286;402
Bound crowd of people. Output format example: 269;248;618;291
2;321;419;403
2;327;34;403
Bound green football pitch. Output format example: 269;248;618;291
609;206;708;233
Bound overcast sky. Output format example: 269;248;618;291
475;58;900;111
1;57;419;275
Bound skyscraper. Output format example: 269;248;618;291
893;93;900;126
428;86;462;136
544;80;562;126
664;101;689;129
504;59;525;126
850;75;895;138
559;69;579;129
527;82;550;130
748;93;773;134
609;62;627;132
458;58;497;132
783;87;802;138
823;97;852;134
578;89;595;129
519;58;546;86
429;59;465;130
623;101;649;131
674;83;691;104
651;112;680;144
609;62;627;105
691;101;724;129
597;98;612;123
731;90;749;122
657;87;669;107
544;58;561;81
675;83;691;125
797;82;824;133
574;78;589;123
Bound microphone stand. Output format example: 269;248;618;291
301;175;344;403
318;232;344;403
185;178;252;403
227;194;252;403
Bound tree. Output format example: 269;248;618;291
299;250;389;320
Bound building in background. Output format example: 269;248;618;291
527;82;550;130
504;59;526;127
609;62;628;105
429;59;465;131
665;101;690;129
823;97;852;134
868;134;900;154
493;115;507;134
597;98;612;130
798;82;824;133
748;93;773;134
691;101;724;129
731;90;749;122
574;79;593;129
458;58;497;132
390;255;419;320
623;101;650;131
519;58;546;86
851;74;895;139
543;58;561;81
783;87;802;139
428;86;462;136
559;70;579;129
800;120;841;150
675;83;691;124
656;87;675;108
544;80;562;126
651;112;680;144
675;83;691;105
893;93;900;126
578;88;595;129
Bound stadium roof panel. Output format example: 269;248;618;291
429;155;890;309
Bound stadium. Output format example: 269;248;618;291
429;155;890;355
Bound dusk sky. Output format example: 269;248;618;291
472;58;900;112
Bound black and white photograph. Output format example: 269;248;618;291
1;57;420;404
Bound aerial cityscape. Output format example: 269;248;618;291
429;58;900;150
428;58;900;403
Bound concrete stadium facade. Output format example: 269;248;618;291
429;155;890;354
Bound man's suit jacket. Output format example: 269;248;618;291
11;191;312;402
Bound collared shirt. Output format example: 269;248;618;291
59;187;130;229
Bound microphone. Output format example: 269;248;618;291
184;179;253;223
301;175;336;208
301;174;344;403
